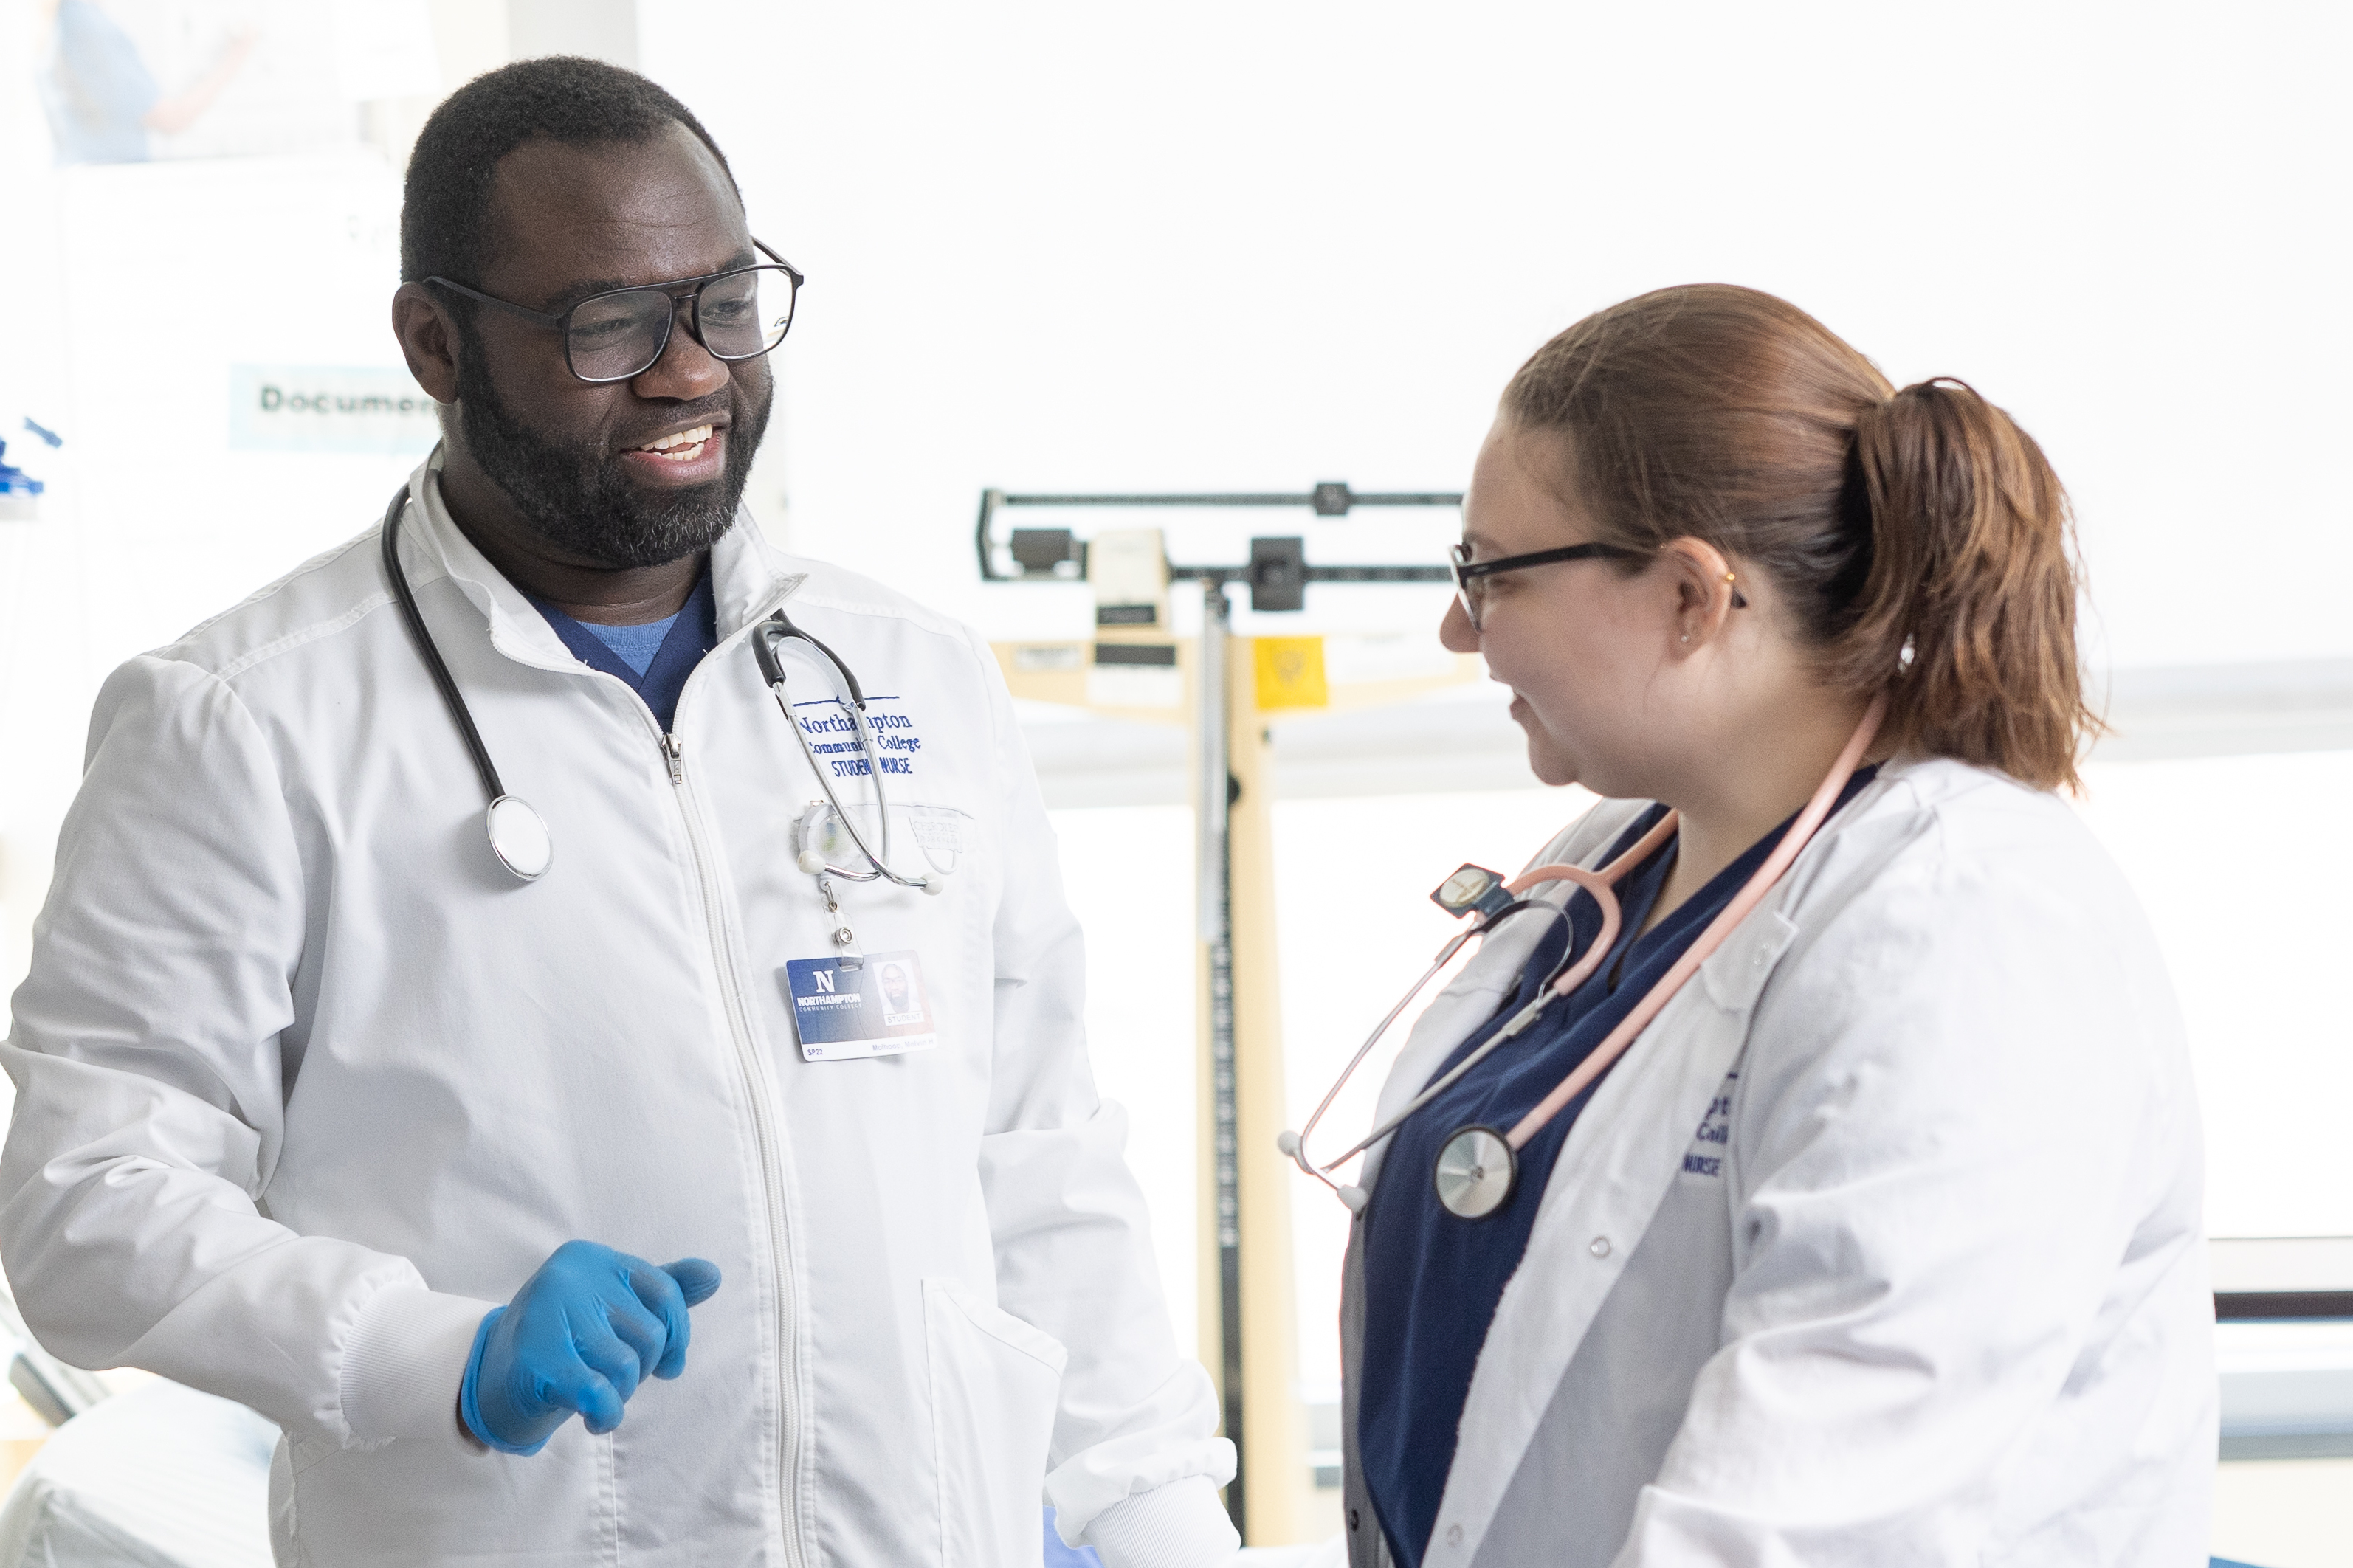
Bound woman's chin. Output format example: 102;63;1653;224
1527;758;1579;789
1516;722;1580;789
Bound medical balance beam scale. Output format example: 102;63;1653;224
980;485;1468;1543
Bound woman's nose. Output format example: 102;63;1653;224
1439;592;1480;652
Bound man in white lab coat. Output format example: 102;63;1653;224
1;56;1234;1567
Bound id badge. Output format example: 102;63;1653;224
781;950;938;1061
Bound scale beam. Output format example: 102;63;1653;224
975;483;1463;587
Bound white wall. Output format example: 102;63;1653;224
638;1;2353;666
7;2;2344;952
634;0;2353;1414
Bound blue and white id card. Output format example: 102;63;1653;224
781;951;937;1061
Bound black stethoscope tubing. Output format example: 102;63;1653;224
382;487;556;881
752;610;863;706
753;613;945;893
382;488;508;805
380;484;941;892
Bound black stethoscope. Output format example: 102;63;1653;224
381;488;554;880
380;485;951;896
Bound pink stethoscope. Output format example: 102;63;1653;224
1278;695;1885;1221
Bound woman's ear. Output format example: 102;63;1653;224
1658;536;1741;654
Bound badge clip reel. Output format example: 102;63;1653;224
797;801;864;970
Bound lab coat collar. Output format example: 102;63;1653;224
395;448;806;676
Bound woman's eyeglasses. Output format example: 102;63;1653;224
1447;540;1644;631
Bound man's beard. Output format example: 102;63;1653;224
452;339;771;570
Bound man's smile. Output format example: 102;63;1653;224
634;422;714;459
617;418;728;484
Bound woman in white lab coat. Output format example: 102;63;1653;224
1323;285;2213;1567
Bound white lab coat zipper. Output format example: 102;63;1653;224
657;722;807;1568
464;612;814;1566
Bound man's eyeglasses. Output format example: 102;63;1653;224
1447;540;1644;631
427;240;804;385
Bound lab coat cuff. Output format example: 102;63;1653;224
1080;1476;1240;1568
339;1284;502;1448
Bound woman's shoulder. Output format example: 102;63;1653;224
1734;752;2197;1225
1754;752;2183;1086
1752;752;2185;1081
1792;753;2137;922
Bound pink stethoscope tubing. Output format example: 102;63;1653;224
1282;694;1886;1219
1278;812;1681;1212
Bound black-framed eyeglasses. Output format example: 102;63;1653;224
427;239;804;384
1447;540;1644;631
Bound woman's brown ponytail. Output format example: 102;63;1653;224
1840;380;2096;790
1502;285;2099;792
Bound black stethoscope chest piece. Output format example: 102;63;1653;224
1433;1125;1516;1220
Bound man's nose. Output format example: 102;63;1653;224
632;297;730;401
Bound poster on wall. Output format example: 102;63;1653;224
227;365;440;455
33;0;437;166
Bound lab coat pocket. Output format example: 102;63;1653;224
924;1277;1068;1568
799;798;979;879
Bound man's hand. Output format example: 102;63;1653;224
460;1241;723;1454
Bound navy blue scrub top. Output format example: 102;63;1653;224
1357;770;1877;1568
527;564;718;733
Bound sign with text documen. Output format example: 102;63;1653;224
229;365;440;454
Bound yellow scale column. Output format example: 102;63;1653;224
999;611;1475;1546
1201;632;1320;1544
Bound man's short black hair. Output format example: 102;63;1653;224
400;55;740;289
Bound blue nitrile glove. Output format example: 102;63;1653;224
460;1240;723;1455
